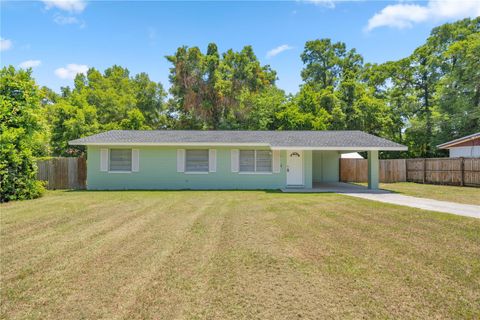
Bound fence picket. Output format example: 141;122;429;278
340;157;479;187
36;156;87;190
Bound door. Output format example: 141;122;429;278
286;150;303;186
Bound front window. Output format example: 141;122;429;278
185;149;209;172
109;149;132;171
239;150;272;173
256;150;272;172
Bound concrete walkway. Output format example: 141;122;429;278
343;192;480;219
282;182;480;219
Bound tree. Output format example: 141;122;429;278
296;38;393;136
275;96;331;131
120;108;150;130
167;43;277;129
49;65;167;155
435;31;480;144
0;66;46;202
48;99;98;156
301;39;347;89
383;17;480;157
132;73;167;128
239;87;286;130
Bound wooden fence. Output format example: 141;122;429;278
406;157;480;187
37;157;87;190
340;157;480;187
340;159;407;183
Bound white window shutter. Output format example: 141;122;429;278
100;148;108;172
132;149;140;172
231;149;239;173
209;149;217;172
273;150;281;173
177;149;185;172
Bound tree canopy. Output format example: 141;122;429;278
46;65;167;156
166;44;277;129
0;67;46;202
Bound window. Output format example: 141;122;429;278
239;150;255;172
109;149;132;171
239;150;272;173
185;149;209;172
256;150;272;172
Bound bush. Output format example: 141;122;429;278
0;132;46;202
0;66;46;202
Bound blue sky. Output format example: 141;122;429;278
1;0;479;94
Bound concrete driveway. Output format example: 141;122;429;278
282;182;480;219
343;192;480;219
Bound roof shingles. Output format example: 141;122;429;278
69;130;407;150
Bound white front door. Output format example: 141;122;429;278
286;150;303;186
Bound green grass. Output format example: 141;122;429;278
1;190;479;319
373;182;480;206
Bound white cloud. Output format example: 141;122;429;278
18;60;42;69
53;14;86;27
302;0;362;9
55;63;89;79
54;15;78;24
1;37;12;51
42;0;87;13
304;0;336;8
267;45;294;58
366;0;480;31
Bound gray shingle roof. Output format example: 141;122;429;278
69;130;407;150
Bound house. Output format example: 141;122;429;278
69;130;407;190
437;132;480;158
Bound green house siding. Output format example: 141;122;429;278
87;146;295;190
312;151;340;183
303;150;313;189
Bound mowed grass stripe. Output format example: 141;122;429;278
1;191;479;319
2;192;216;319
270;195;479;318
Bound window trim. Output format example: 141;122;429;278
238;172;273;175
185;149;210;173
239;150;273;173
108;148;133;173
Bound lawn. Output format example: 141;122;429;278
1;191;479;319
375;182;480;206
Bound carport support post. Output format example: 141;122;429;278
367;150;379;189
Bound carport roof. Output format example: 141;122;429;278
69;130;407;151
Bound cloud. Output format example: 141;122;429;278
53;14;85;27
0;37;12;51
302;0;362;9
366;0;480;31
42;0;87;13
55;63;89;79
18;60;42;69
267;45;294;58
303;0;336;8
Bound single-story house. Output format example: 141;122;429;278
69;130;407;190
437;132;480;158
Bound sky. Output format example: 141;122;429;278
1;0;479;94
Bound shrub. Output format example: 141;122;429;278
0;66;46;202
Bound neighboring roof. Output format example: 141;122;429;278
69;130;407;151
341;152;364;159
437;132;480;149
